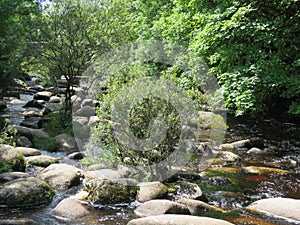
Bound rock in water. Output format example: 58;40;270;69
0;144;25;173
0;177;55;208
128;215;235;225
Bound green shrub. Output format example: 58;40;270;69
43;112;74;136
33;137;58;152
0;118;17;147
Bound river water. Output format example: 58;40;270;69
0;93;299;225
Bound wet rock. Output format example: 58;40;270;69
205;166;239;174
128;215;235;225
247;147;263;154
231;139;251;149
74;106;95;117
50;198;90;219
83;178;138;204
16;136;33;147
242;166;291;175
0;144;25;172
0;172;30;183
15;125;50;141
0;177;55;208
28;85;45;92
219;143;235;151
137;182;168;203
23;108;43;118
49;96;61;103
23;100;44;109
67;152;85;160
70;191;89;201
246;198;300;223
39;163;82;190
176;181;208;202
218;151;241;162
16;147;41;157
20;117;43;129
0;219;37;225
55;134;77;152
177;198;226;215
134;200;190;217
0;100;7;111
33;91;53;101
26;155;60;167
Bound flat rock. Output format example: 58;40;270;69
16;147;41;157
23;108;43;118
218;151;240;162
134;200;190;217
137;181;168;203
34;91;53;101
50;198;90;219
246;198;300;223
39;163;82;190
15;125;50;141
0;172;30;183
23;100;44;109
49;96;61;103
128;215;234;225
84;169;121;182
177;198;226;215
0;177;55;208
26;155;60;167
242;166;291;175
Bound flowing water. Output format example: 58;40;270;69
0;92;299;224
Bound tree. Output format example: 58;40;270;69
35;0;138;113
0;0;40;97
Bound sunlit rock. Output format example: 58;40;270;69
134;200;190;217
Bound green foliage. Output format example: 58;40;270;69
142;0;300;116
0;119;17;147
33;137;58;152
42;112;74;137
0;0;41;97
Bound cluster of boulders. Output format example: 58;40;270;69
1;83;300;224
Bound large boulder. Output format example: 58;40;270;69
74;106;95;117
0;177;55;208
176;181;208;202
33;91;53;101
50;198;90;220
137;182;168;203
55;134;77;152
49;96;61;103
134;200;190;217
15;125;50;141
84;169;121;182
26;155;60;167
39;163;82;190
83;178;138;204
16;147;41;157
16;136;33;148
246;198;300;223
23;100;44;109
20;117;43;129
128;215;235;225
23;108;43;118
0;144;25;173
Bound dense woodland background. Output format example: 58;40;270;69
1;0;299;117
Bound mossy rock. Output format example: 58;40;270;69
0;144;26;173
